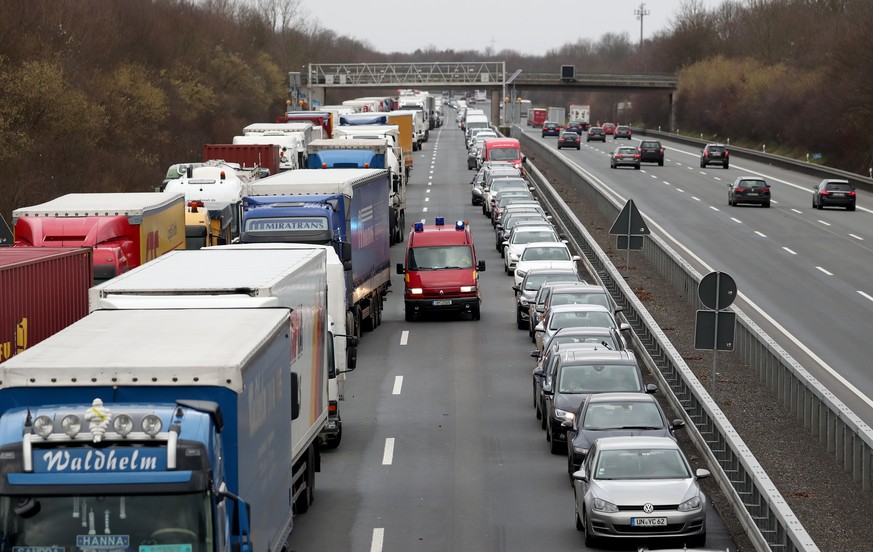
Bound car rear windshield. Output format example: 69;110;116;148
739;180;767;189
708;146;726;153
826;182;853;191
561;133;579;138
617;148;637;154
641;141;660;148
550;311;616;330
513;231;558;244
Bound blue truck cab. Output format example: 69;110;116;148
0;308;298;552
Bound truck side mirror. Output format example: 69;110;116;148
340;242;352;265
396;263;405;275
291;372;301;420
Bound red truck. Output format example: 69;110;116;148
276;111;333;138
13;192;186;282
0;247;92;363
529;108;548;128
203;143;280;177
396;218;486;321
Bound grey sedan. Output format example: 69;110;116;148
573;436;709;547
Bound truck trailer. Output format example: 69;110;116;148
89;247;345;451
0;247;93;363
0;307;304;552
306;138;407;245
13;193;185;282
240;169;391;337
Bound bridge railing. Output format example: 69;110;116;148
307;62;505;87
515;127;822;551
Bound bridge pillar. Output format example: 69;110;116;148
669;91;677;132
309;87;326;109
491;90;500;126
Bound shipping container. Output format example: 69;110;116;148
0;247;92;363
203;144;280;177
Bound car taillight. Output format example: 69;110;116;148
849;191;857;197
634;153;640;159
576;138;580;142
762;188;770;193
637;147;642;153
820;190;830;195
660;148;664;153
616;154;623;159
725;151;729;157
704;152;710;157
735;187;745;192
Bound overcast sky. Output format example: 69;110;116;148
300;0;721;57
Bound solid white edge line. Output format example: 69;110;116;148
563;156;873;411
858;291;873;302
816;266;834;276
382;438;395;465
782;247;797;255
370;528;385;552
400;330;409;346
392;376;403;395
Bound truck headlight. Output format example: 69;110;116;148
112;414;134;437
141;415;163;437
61;415;82;438
460;285;477;293
408;288;423;295
33;416;54;439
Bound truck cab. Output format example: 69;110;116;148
482;138;525;174
396;218;485;321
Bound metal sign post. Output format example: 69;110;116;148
609;199;650;273
694;271;737;402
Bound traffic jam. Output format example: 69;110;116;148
453;99;710;549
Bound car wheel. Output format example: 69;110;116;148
576;145;580;150
812;197;817;208
549;428;563;454
324;424;342;449
575;505;584;531
658;159;664;166
764;201;771;208
634;164;640;170
848;204;856;211
723;162;729;169
583;508;598;547
700;161;706;168
516;310;527;330
817;201;823;210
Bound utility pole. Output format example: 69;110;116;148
635;2;650;50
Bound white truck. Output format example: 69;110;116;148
244;122;315;167
89;246;340;513
397;94;431;143
569;104;591;126
548;106;566;126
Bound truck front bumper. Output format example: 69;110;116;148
405;296;479;314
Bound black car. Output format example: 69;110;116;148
813;179;856;210
539;350;656;454
586;127;606;142
700;143;729;168
613;125;632;139
565;121;589;134
542;122;561;137
565;392;684;476
557;131;581;150
638;140;664;166
728;177;771;207
512;268;583;330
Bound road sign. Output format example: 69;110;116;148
698;271;737;311
609;199;650;236
694;310;736;351
616;235;644;250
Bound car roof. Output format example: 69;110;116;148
552;326;617;338
512;227;556;235
558;349;635;364
586;392;658;404
519;241;566;250
549;284;606;294
524;267;579;277
593;436;679;451
549;303;610;314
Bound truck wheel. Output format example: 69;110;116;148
354;306;363;339
294;447;315;514
324;425;342;449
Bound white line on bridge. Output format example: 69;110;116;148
400;331;409;345
816;266;834;276
370;528;385;552
782;247;797;255
392;376;403;395
382;438;395;465
755;231;767;238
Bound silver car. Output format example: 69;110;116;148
573;436;709;547
534;303;629;352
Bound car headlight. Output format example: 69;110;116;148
678;496;702;512
554;409;575;422
572;446;588;457
515;269;527;279
408;288;423;295
593;498;618;513
509;253;519;261
519;297;529;307
460;285;477;293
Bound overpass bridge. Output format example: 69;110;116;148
303;62;679;124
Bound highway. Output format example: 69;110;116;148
520;126;873;425
286;115;737;551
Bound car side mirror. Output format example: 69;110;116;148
672;419;686;430
512;284;520;293
645;383;658;394
530;350;541;358
572;468;589;482
533;369;545;377
572;255;581;261
619;323;631;332
396;263;405;275
543;384;553;395
535;322;544;332
614;306;624;313
695;468;711;480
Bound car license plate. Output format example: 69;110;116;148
747;192;758;196
833;193;845;197
631;517;667;526
432;299;452;306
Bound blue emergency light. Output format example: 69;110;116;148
435;217;445;226
455;220;465;230
414;222;424;232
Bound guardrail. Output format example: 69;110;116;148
515;129;821;551
633;128;873;194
